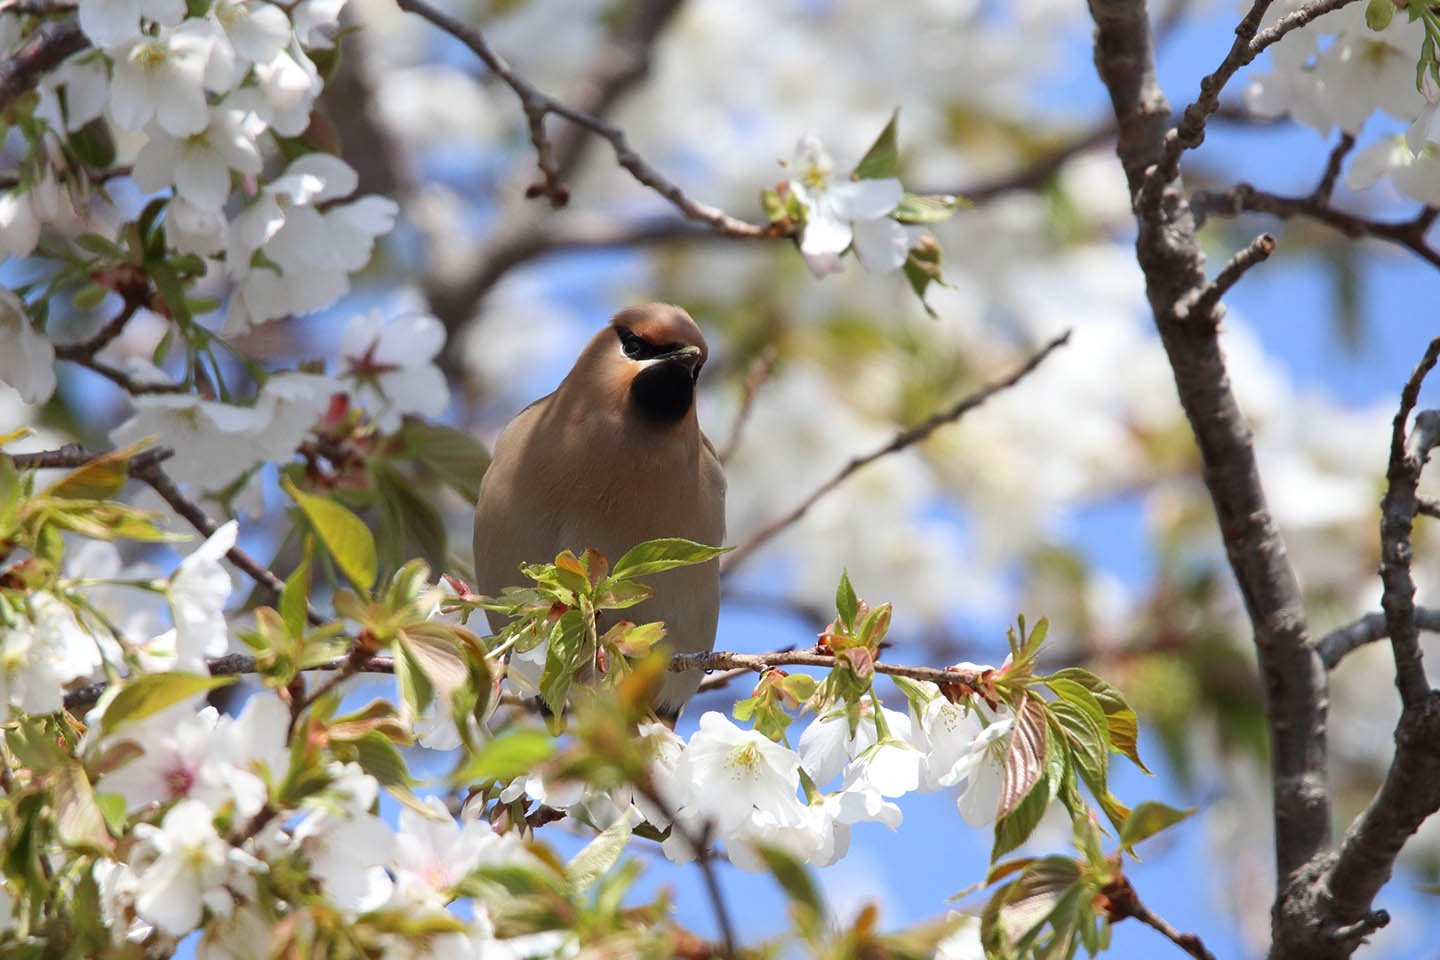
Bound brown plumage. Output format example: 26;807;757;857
472;303;726;716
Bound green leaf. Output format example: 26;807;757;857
609;537;729;581
282;476;377;592
72;283;110;311
835;569;859;630
55;760;112;852
981;857;1081;953
1367;0;1395;30
853;108;900;181
401;420;492;503
42;442;146;501
1118;801;1194;849
375;463;448;573
100;673;236;736
892;192;963;223
998;695;1048;820
566;817;631;891
902;234;944;317
74;233;122;258
1050;700;1108;795
352;730;442;819
539;609;587;714
448;728;554;785
1047;668;1149;773
758;844;826;918
280;538;314;638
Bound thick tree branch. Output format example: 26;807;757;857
0;16;86;113
1317;607;1440;669
1087;0;1332;947
720;330;1071;576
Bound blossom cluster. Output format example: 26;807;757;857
0;1;399;404
498;693;1019;874
1246;0;1440;202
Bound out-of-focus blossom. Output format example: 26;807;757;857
339;311;449;431
0;289;56;404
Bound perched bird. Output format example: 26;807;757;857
473;303;726;718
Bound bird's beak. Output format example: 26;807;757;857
658;344;703;375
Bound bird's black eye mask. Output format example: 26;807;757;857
616;327;703;383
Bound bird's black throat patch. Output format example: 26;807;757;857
629;359;695;424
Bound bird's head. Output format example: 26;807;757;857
569;303;708;427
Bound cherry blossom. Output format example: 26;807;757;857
0;288;56;405
128;800;265;937
339;311;450;431
675;712;807;835
167;520;238;670
133;107;265;211
0;592;102;721
788;134;906;277
77;0;184;48
108;25;216;137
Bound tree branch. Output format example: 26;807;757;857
0;16;86;113
1379;341;1440;708
1317;607;1440;669
1191;183;1440;271
1105;873;1218;960
720;330;1071;576
1087;0;1332;937
1182;232;1275;321
1142;0;1359;207
717;347;777;465
393;0;775;240
1311;133;1356;204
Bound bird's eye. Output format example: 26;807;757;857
619;330;645;359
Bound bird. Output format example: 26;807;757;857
473;303;726;719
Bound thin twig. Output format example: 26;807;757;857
7;443;172;473
1109;881;1218;960
717;347;777;465
61;648;980;711
1142;0;1359;210
1183;233;1275;322
393;0;776;239
720;331;1071;575
127;455;326;626
1311;133;1356;204
1416;495;1440;520
1378;339;1440;708
1192;182;1440;271
1317;607;1440;669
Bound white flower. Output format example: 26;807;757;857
788;134;905;277
133;107;265;211
252;371;338;460
914;694;986;790
167;196;229;255
798;702;918;796
948;712;1015;827
110;394;271;493
0;289;56;404
129;799;265;937
48;53;111;131
77;0;184;48
935;914;984;960
392;797;522;905
0;169;66;263
108;25;215;137
1315;10;1424;133
96;697;277;818
195;904;273;960
1408;73;1440;153
287;763;394;911
677;712;806;835
94;858;152;945
339;311;450;431
291;0;347;48
165;520;238;670
208;1;293;87
722;798;849;872
0;592;102;720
